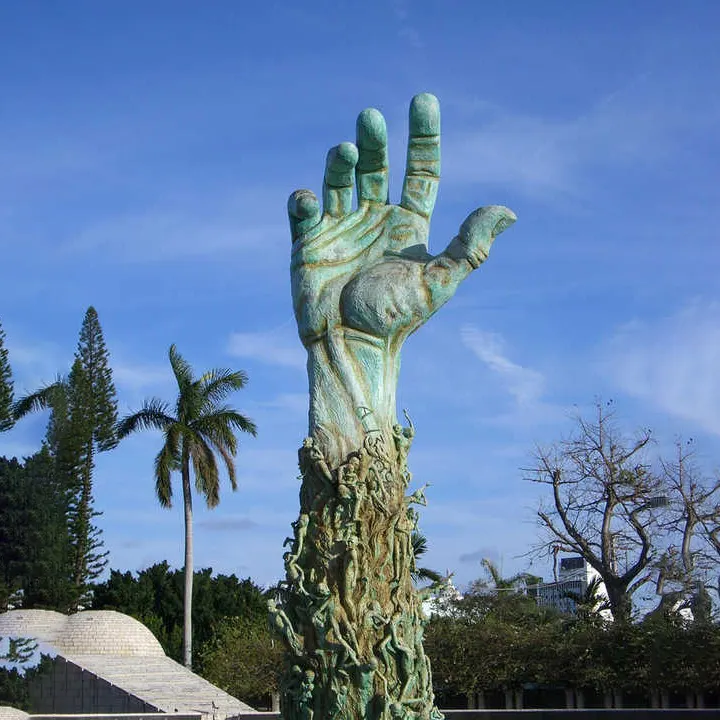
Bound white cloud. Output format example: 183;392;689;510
60;185;289;264
66;211;285;263
443;76;719;200
112;360;172;392
257;392;308;416
391;0;423;48
602;301;720;436
4;337;68;394
461;326;545;407
227;326;305;370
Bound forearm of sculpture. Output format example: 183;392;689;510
421;204;516;314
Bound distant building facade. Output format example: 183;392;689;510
535;556;609;616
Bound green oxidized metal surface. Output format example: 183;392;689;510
274;93;515;720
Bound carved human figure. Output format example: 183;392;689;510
289;93;515;458
341;535;360;620
335;455;363;530
300;437;333;486
404;484;429;507
393;410;415;471
389;615;416;700
299;669;315;720
286;513;309;561
311;581;361;667
269;598;304;656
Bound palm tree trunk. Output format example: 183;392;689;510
182;453;193;669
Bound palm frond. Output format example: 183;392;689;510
154;442;178;508
208;422;239;456
165;422;182;461
481;558;505;588
168;344;195;395
12;379;66;420
117;399;176;438
414;566;445;584
195;408;257;437
198;368;249;406
194;416;240;460
411;531;443;584
213;442;237;491
188;434;220;508
411;530;429;560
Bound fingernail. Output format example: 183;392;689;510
409;93;440;136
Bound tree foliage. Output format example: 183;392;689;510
200;615;283;709
11;307;118;608
426;570;720;708
92;562;268;666
0;321;13;432
0;450;74;611
425;561;563;705
68;307;118;595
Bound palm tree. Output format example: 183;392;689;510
472;558;542;595
117;344;257;668
562;575;612;622
410;531;444;585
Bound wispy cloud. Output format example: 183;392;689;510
458;547;501;565
391;0;424;48
66;213;285;263
60;187;288;264
4;336;68;393
196;516;259;532
602;301;720;436
257;392;308;416
227;326;305;370
112;360;172;392
461;326;545;407
443;76;719;200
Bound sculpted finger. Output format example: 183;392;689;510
356;108;389;204
288;189;321;242
445;205;517;268
401;93;440;219
323;142;359;218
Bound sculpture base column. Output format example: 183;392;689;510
271;431;442;720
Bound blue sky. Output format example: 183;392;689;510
1;1;719;590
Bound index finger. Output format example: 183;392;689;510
400;93;440;220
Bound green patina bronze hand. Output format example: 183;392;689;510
289;93;515;457
278;94;516;720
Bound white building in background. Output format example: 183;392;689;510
535;556;610;617
421;577;463;617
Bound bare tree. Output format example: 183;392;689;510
527;403;669;623
652;441;720;620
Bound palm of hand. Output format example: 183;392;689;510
292;202;433;345
288;94;515;451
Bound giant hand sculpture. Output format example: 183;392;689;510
276;94;516;720
289;93;515;457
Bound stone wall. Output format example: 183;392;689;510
230;711;720;720
28;658;157;715
31;715;199;720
